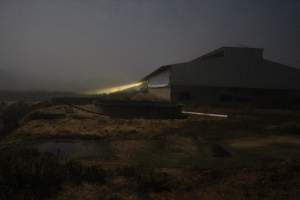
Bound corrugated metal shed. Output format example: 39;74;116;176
144;47;300;90
142;47;300;106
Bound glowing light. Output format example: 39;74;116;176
85;82;144;95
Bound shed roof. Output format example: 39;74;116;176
142;65;172;81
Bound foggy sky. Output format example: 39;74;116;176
0;0;299;92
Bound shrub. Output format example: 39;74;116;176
0;148;108;200
0;148;65;199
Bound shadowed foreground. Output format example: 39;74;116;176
0;104;300;199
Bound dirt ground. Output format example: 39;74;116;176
1;104;300;200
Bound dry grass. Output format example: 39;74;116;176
227;136;300;149
1;104;300;199
53;184;111;200
112;139;145;162
165;135;198;155
49;160;300;200
14;105;188;140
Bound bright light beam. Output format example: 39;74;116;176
85;82;144;95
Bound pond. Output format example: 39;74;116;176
34;139;114;161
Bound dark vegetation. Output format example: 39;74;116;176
0;93;300;199
0;149;64;200
0;102;33;137
0;149;108;200
0;148;299;200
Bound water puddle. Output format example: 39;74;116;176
34;139;114;160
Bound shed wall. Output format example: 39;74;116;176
148;87;171;101
171;85;300;109
148;70;170;88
